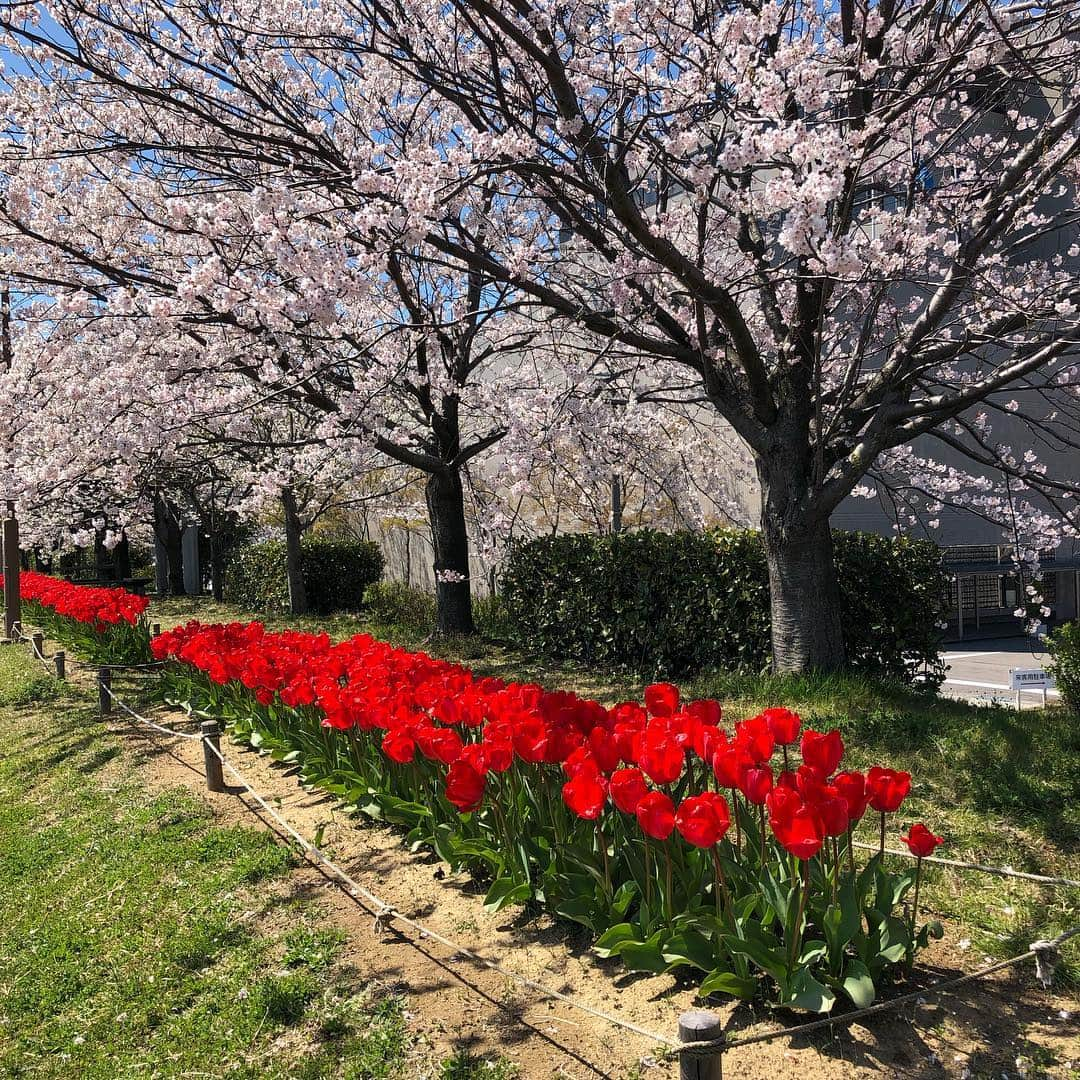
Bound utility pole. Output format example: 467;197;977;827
2;285;20;641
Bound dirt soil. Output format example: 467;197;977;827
64;660;1080;1080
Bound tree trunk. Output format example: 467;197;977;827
759;470;846;673
208;520;224;602
281;487;309;616
153;495;185;595
426;467;474;635
93;527;110;580
610;472;623;534
114;531;132;579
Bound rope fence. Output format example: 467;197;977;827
6;626;1077;1076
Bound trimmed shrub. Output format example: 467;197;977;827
226;538;383;614
500;528;947;684
1047;621;1080;713
362;580;436;631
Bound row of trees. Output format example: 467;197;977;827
1;0;1078;668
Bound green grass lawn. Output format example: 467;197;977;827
153;595;1080;991
0;646;517;1080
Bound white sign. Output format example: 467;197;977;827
1009;668;1056;691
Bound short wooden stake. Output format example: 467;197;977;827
679;1009;723;1080
54;650;65;680
152;622;161;638
201;720;224;793
98;667;112;715
31;631;44;659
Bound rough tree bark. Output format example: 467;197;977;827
280;487;309;616
114;530;132;579
207;520;224;601
426;466;474;636
152;495;185;595
757;452;846;673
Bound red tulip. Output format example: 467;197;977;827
458;742;489;776
562;770;608;820
734;714;774;763
739;764;774;805
693;723;725;764
381;729;416;764
563;745;598;778
768;792;823;860
800;729;844;775
833;770;869;822
588;725;622;773
644;682;680;718
775;768;797;791
901;823;944;858
675;793;731;848
795;764;828;801
609;767;649;815
444;760;485;813
481;739;513;773
636;791;675;840
762;706;801;745
814;789;852;837
712;745;752;790
685;699;722;727
429;727;464;765
639;729;684;785
866;766;912;812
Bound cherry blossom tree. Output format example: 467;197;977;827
0;53;540;633
3;0;1080;668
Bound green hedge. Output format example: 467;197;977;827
226;538;384;615
500;528;948;684
1047;621;1080;713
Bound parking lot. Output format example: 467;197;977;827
940;636;1060;707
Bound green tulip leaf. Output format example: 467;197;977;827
840;959;876;1008
699;970;758;1000
720;930;788;987
662;930;716;972
786;967;837;1013
483;876;532;913
621;933;670;974
594;923;639;958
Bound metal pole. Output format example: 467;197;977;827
957;576;964;641
201;720;225;793
678;1010;723;1080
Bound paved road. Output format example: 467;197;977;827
939;636;1059;708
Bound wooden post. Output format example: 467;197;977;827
2;513;20;641
201;720;224;793
151;622;161;638
31;631;43;659
98;667;112;715
678;1010;723;1080
54;650;66;680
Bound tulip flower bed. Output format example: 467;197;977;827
153;619;946;1013
5;571;151;664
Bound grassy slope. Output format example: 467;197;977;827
0;646;516;1080
153;597;1080;989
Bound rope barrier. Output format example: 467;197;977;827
10;624;58;676
100;682;203;740
851;841;1080;889
93;678;1080;1066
